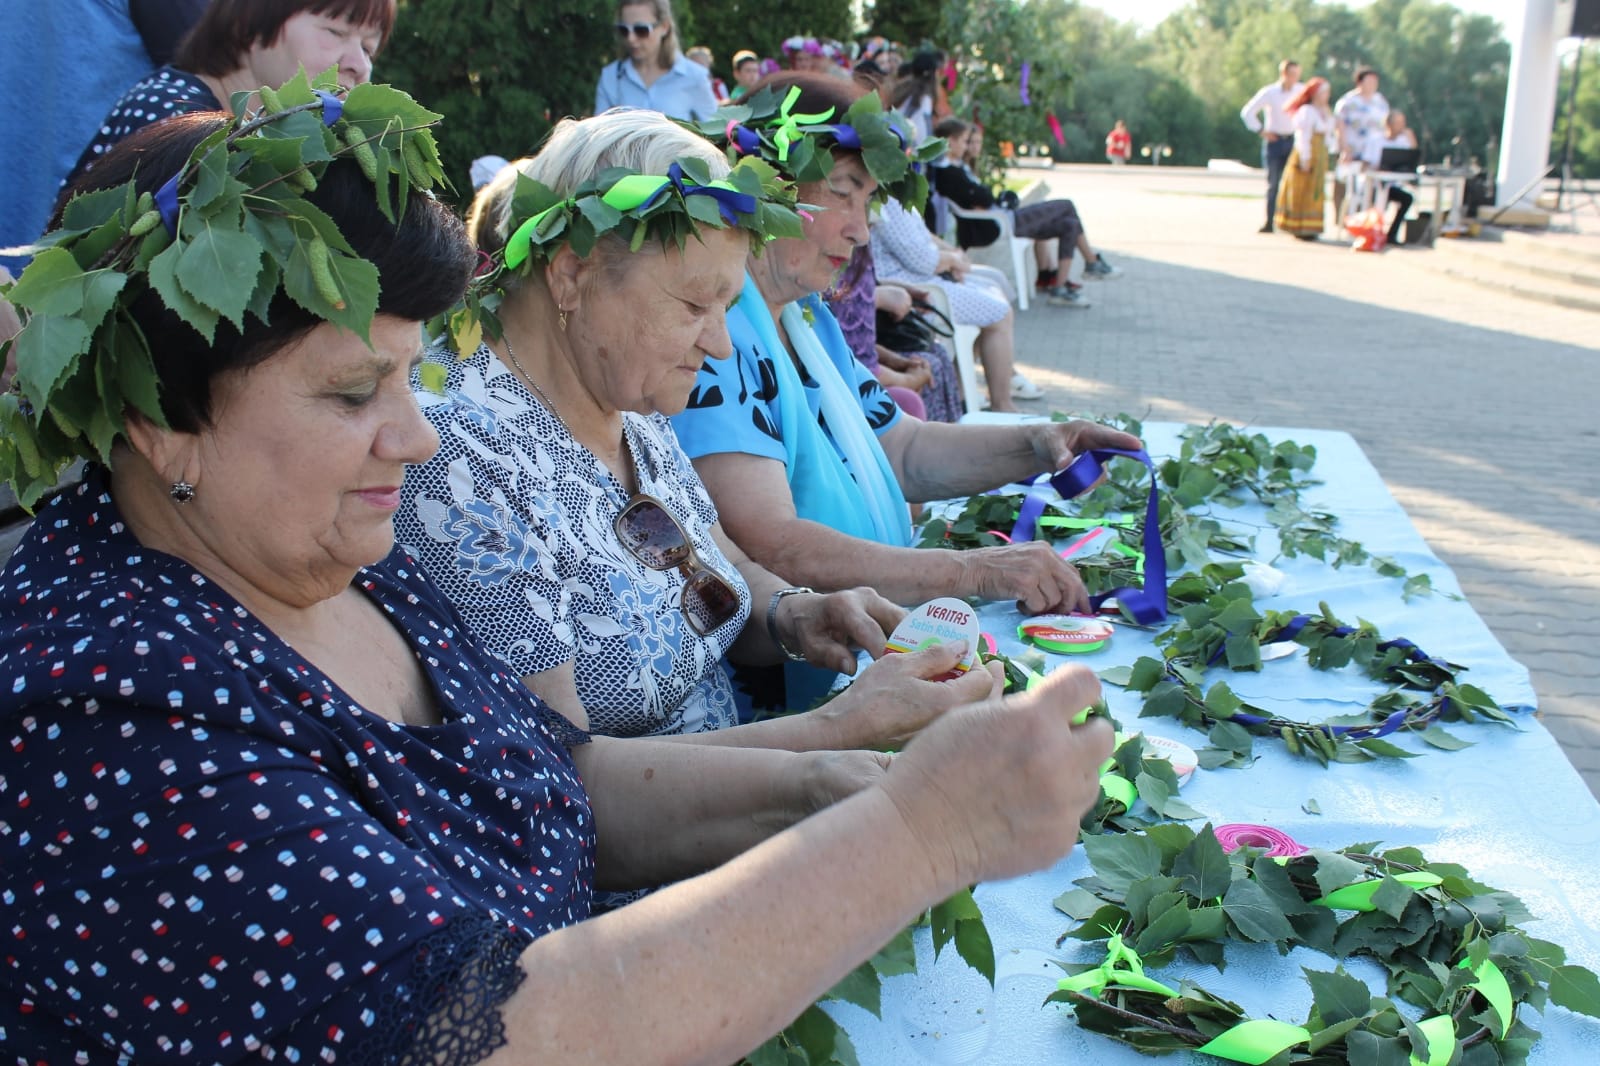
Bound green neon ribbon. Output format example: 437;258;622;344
1100;772;1137;810
502;171;749;270
772;86;836;162
1407;1013;1458;1066
1057;933;1180;998
1314;871;1443;911
504;206;554;271
1036;515;1138;532
1461;956;1514;1038
1195;1018;1312;1065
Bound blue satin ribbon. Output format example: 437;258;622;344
665;162;757;224
728;124;764;156
313;89;344;127
1204;616;1457;740
1010;448;1167;625
154;90;344;238
155;173;182;237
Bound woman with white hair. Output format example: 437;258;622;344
398;109;970;747
594;0;716;120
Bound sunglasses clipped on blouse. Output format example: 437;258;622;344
615;21;657;38
613;494;741;635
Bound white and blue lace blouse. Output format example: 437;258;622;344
398;342;751;738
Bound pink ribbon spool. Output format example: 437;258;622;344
1214;823;1307;858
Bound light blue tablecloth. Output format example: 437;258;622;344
836;422;1600;1064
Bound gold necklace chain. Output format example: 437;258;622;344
500;336;572;439
500;335;638;497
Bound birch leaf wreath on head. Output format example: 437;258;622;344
0;69;448;508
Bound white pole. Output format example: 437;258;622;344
1496;0;1564;206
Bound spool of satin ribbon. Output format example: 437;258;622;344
1214;823;1307;857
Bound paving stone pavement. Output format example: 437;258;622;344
996;163;1600;797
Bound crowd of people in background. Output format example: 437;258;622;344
1241;56;1420;247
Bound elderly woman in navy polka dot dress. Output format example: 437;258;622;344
0;106;1114;1062
67;0;394;186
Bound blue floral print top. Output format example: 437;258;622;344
398;343;751;739
0;471;595;1064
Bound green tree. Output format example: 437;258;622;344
869;0;941;49
1552;44;1600;178
936;0;1075;173
1359;2;1508;167
378;0;613;203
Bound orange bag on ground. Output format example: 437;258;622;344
1346;207;1387;252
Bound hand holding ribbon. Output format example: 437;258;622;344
1008;422;1165;625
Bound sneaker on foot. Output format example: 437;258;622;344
1259;222;1275;233
1083;256;1122;279
1011;373;1044;400
1043;284;1092;309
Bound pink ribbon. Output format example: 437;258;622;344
1047;112;1065;147
1214;824;1307;857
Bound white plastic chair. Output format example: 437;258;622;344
917;285;984;416
944;201;1033;311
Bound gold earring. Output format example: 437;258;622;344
558;308;568;331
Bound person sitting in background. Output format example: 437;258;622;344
0;95;1114;1066
824;245;965;423
871;195;1032;410
729;48;762;100
670;74;1142;710
67;0;392;185
931;117;1120;307
684;44;729;102
594;0;716;121
889;48;942;143
1371;110;1418;247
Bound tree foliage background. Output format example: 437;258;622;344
377;0;1591;202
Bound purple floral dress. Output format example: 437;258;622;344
825;247;964;423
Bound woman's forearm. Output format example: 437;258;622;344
880;419;1045;502
735;513;971;605
574;738;887;888
488;785;943;1065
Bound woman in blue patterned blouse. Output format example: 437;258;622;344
0;101;1113;1062
399;109;979;743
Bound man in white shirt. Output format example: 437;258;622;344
1240;59;1301;233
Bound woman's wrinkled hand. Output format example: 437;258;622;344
778;586;904;675
1028;420;1144;490
816;640;999;750
880;664;1113;887
955;541;1091;615
875;283;914;321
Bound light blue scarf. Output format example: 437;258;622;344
728;275;912;548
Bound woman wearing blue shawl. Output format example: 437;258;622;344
671;74;1143;711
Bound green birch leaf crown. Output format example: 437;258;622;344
0;68;449;509
686;84;945;211
441;155;804;357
